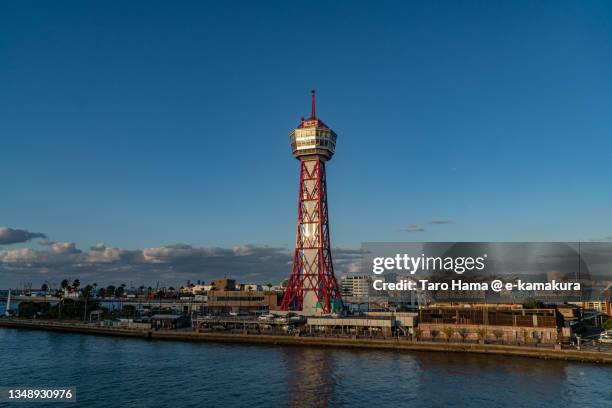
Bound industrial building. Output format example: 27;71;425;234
306;312;418;337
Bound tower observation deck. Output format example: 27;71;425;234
280;90;343;315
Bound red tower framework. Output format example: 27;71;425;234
281;91;342;315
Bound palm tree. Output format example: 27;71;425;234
72;279;80;290
56;288;65;319
61;279;70;291
430;329;440;342
81;285;93;321
442;327;454;342
457;328;469;343
56;279;71;319
476;328;488;344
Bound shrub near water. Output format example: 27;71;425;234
17;300;101;319
16;301;53;318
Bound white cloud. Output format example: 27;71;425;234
50;242;81;254
0;241;363;287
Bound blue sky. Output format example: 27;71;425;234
1;1;612;286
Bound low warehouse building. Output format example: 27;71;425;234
417;307;561;344
307;316;396;337
151;314;191;329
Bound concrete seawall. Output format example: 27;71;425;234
1;319;611;365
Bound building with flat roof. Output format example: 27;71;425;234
417;307;562;344
206;290;280;314
212;278;236;291
341;276;372;298
307;316;396;337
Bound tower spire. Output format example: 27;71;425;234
311;89;316;120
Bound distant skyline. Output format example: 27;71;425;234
2;1;612;286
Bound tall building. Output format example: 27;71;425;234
341;276;372;298
280;91;343;315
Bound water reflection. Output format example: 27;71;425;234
283;347;336;407
411;351;569;406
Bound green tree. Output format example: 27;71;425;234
41;283;49;292
556;331;565;345
457;328;469;342
430;329;440;342
18;301;51;318
81;285;93;321
442;327;454;342
115;286;125;298
72;279;80;290
523;298;545;309
61;279;70;290
122;304;136;318
57;281;69;319
603;318;612;331
476;328;487;343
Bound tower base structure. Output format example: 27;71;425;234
280;158;343;316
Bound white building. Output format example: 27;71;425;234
240;283;263;291
188;284;213;294
341;276;372;298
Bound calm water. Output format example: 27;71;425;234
0;327;611;408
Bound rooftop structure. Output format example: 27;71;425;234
289;91;337;161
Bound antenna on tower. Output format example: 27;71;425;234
311;89;316;119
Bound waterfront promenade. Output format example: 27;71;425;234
1;318;611;365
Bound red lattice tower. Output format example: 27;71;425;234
280;91;343;314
